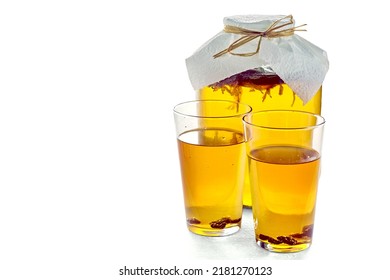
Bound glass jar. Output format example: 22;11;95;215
186;15;328;208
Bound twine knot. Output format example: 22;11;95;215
213;15;307;59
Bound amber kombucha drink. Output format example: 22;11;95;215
243;110;325;252
174;100;251;237
198;69;322;207
248;146;320;252
177;128;245;236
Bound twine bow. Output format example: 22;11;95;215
213;15;307;59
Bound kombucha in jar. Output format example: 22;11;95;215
197;68;322;207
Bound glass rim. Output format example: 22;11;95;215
243;110;326;130
173;100;252;119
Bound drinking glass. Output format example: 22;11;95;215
243;110;325;252
174;100;252;236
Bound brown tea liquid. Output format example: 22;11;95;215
177;128;245;236
248;145;320;252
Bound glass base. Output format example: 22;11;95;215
187;224;240;237
258;240;311;253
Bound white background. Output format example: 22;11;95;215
1;1;389;279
